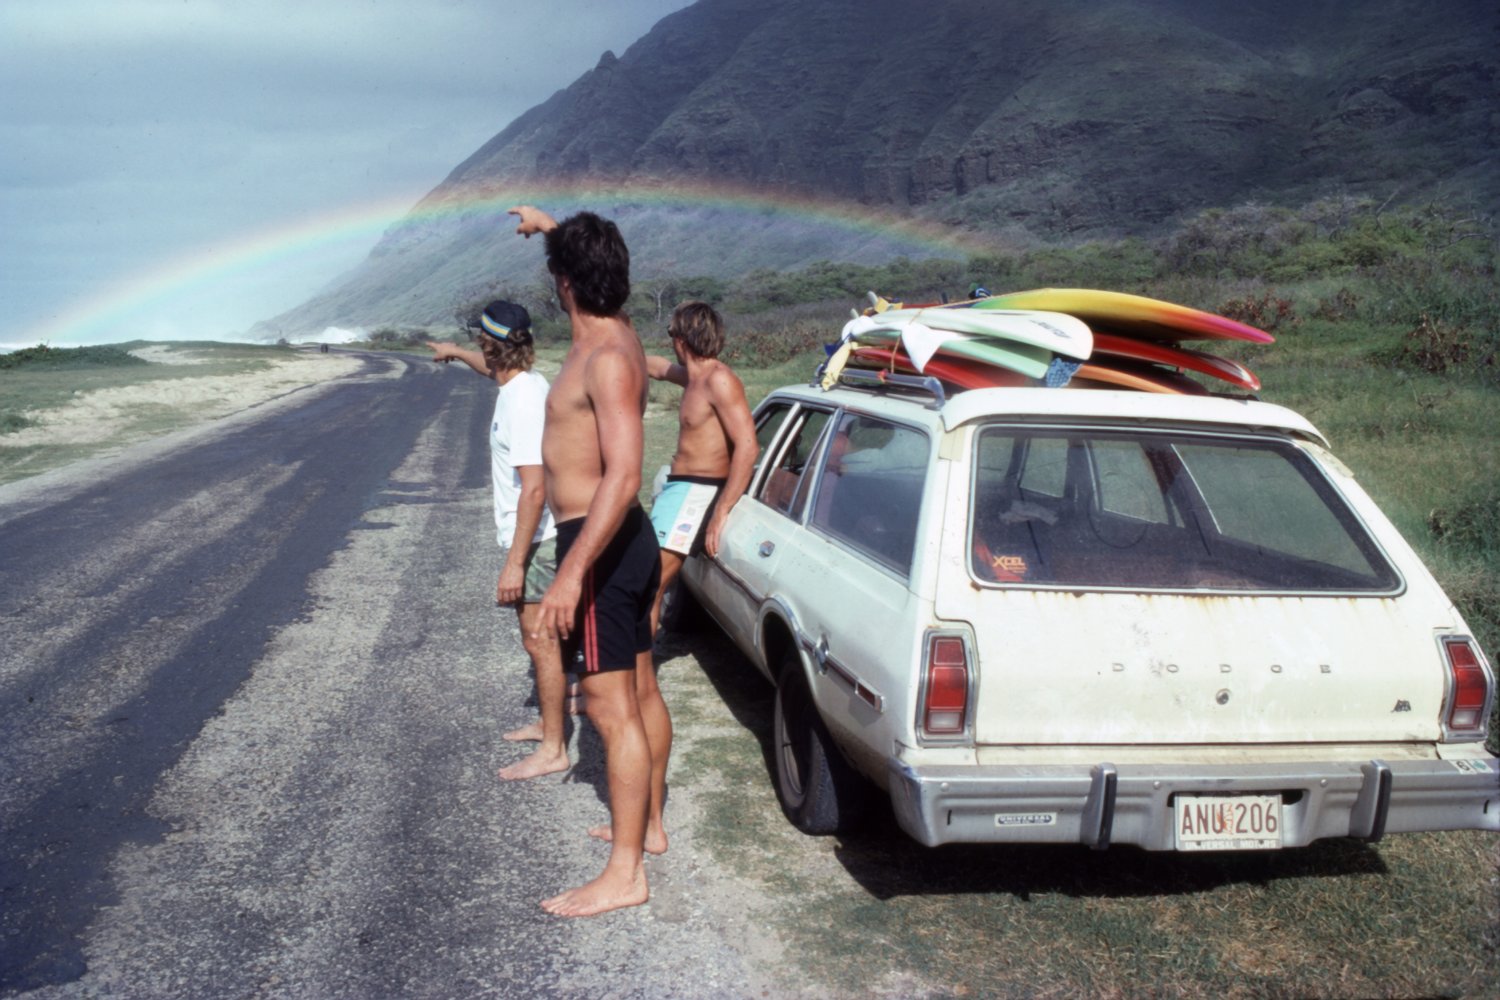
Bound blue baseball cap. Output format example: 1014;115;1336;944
480;300;532;343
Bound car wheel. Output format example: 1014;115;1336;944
773;651;862;835
658;576;700;633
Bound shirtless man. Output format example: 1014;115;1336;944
510;203;667;918
425;301;570;782
646;301;758;639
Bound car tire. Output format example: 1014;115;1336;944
773;651;863;835
658;576;701;633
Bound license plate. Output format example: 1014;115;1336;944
1175;794;1283;851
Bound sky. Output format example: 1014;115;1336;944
0;0;695;349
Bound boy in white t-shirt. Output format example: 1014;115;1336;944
428;300;571;780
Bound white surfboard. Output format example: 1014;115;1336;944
874;307;1093;361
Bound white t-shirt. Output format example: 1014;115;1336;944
491;369;556;548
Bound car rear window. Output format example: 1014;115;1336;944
970;426;1400;592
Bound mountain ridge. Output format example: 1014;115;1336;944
257;0;1498;338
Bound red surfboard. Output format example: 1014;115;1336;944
850;346;1210;395
848;346;1030;389
1073;359;1210;395
1091;332;1261;391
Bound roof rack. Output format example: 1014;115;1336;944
814;365;947;409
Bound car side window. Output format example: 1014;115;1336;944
1018;437;1068;499
809;413;928;575
1092;438;1171;524
758;408;832;518
751;403;794;480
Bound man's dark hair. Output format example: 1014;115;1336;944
544;212;631;316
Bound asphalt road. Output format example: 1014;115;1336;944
0;353;775;998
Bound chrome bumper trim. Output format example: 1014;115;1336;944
886;755;1499;849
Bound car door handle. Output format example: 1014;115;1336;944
758;540;775;557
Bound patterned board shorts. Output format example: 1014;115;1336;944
650;475;726;556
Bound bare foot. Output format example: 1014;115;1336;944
541;865;648;918
503;721;544;743
497;747;570;781
588;822;668;856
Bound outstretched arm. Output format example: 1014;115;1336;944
427;341;492;379
508;204;558;238
645;354;688;386
704;368;759;557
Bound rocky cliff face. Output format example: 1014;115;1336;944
258;0;1498;337
445;0;1496;223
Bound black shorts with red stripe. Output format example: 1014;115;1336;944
555;506;662;674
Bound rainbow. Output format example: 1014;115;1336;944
20;178;986;348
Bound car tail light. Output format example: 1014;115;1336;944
1440;636;1493;738
923;635;969;736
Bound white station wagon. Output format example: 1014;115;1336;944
678;369;1499;851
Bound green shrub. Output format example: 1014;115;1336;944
0;345;148;369
1266;239;1349;281
368;327;431;348
1429;492;1500;557
1216;291;1299;332
1372;314;1500;382
717;304;838;365
1311;287;1361;321
1361;255;1500;329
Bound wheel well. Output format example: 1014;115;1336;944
761;610;878;788
759;614;799;687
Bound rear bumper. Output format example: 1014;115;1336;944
886;755;1500;849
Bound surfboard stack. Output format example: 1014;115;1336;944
831;288;1270;395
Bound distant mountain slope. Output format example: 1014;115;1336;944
259;0;1498;338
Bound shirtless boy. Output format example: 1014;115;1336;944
646;301;758;638
510;203;668;918
426;301;570;782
